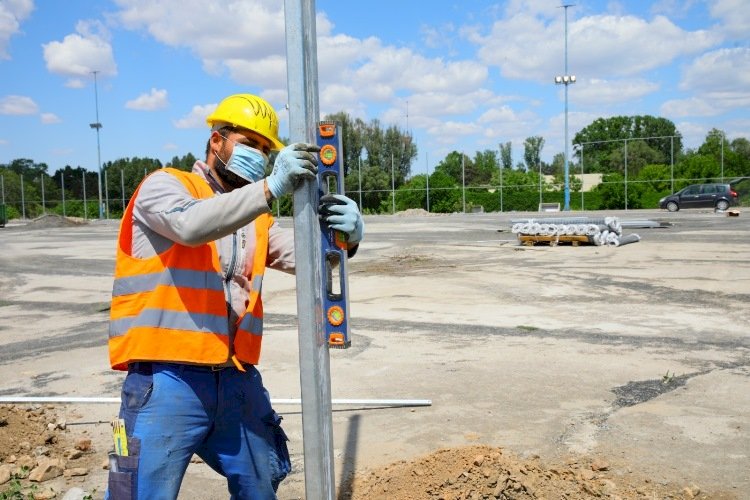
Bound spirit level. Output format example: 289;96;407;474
317;121;352;348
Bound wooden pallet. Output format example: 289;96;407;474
518;234;591;247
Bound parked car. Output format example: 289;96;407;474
659;183;739;212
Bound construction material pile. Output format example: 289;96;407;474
511;216;641;247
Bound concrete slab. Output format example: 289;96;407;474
0;208;747;499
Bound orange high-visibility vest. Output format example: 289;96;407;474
108;168;273;371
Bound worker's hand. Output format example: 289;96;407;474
319;194;364;244
266;143;320;199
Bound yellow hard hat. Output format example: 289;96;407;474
206;94;285;151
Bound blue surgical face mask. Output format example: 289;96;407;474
216;136;269;184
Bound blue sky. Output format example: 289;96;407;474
1;0;748;175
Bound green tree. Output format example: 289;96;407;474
523;136;545;172
573;115;681;172
499;142;512;170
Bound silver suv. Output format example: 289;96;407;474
659;183;739;212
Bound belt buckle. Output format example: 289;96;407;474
210;365;226;372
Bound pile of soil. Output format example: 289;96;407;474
342;445;725;499
0;406;733;499
0;405;102;498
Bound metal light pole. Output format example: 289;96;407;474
90;70;104;219
555;3;575;211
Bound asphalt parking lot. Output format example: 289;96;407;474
0;207;748;498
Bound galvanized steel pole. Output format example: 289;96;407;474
284;1;336;499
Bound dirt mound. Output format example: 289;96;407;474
342;444;724;499
27;214;88;228
0;405;102;498
396;208;442;217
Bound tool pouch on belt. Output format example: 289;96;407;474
107;436;140;500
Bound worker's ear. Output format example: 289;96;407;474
209;130;224;154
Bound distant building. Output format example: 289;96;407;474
544;173;603;192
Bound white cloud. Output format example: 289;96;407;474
40;112;61;124
163;143;179;151
114;0;285;78
126;88;168;111
572;78;660;107
476;12;721;81
675;120;711;149
174;103;216;129
0;94;38;114
0;0;33;59
708;0;750;39
43;20;117;82
661;97;720;118
665;48;750;117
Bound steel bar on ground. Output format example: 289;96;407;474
284;1;336;499
0;397;432;407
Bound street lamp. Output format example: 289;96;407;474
89;70;104;219
555;3;575;211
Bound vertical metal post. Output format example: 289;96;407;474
391;152;395;214
580;144;584;210
425;152;430;212
20;175;25;219
1;175;4;204
82;170;87;220
499;162;503;213
40;174;46;215
61;173;66;217
121;169;125;212
720;133;724;182
624;139;628;210
670;136;674;193
538;159;542;208
105;169;110;219
284;1;335;499
357;156;362;209
461;153;466;213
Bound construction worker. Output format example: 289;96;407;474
106;93;364;499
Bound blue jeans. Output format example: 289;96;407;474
106;362;290;500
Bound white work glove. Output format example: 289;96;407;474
266;143;320;199
319;194;364;244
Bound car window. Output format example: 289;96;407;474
702;185;717;194
683;185;700;195
716;185;727;193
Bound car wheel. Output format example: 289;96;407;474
666;201;679;212
716;200;729;211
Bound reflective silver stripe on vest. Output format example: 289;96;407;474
109;308;229;338
252;275;263;293
112;268;224;297
237;314;263;336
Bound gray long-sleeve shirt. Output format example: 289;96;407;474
130;161;295;342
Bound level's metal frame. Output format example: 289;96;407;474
284;1;336;499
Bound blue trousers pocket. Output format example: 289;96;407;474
107;470;134;500
264;411;291;490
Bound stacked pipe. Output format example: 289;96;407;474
510;217;640;247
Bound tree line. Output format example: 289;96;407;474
1;114;749;221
